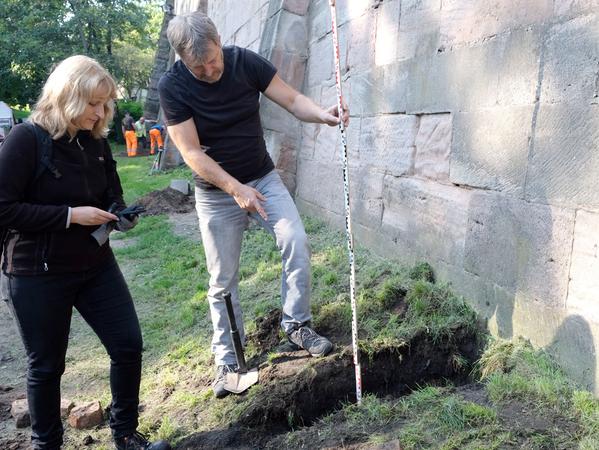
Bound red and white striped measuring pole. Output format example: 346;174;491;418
328;0;362;405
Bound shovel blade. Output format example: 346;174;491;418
223;368;259;394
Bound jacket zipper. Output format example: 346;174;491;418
42;232;51;272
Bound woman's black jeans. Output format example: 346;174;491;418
3;256;142;450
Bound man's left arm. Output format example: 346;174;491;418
263;74;349;127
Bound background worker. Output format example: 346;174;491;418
134;116;147;151
121;111;137;157
158;12;349;398
148;122;164;155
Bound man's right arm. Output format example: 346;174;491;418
167;118;268;220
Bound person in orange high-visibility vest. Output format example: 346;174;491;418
148;123;164;155
121;111;137;157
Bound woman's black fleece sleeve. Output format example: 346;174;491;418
0;125;69;232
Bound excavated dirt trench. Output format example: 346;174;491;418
177;311;482;450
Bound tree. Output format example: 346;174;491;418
0;0;159;105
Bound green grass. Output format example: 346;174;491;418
55;155;599;450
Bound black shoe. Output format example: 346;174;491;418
114;431;171;450
213;364;238;399
288;325;333;357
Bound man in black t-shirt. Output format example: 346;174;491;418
158;11;349;399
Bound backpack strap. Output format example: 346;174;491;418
26;122;62;181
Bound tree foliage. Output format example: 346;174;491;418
0;0;161;105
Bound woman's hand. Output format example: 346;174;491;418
71;206;118;226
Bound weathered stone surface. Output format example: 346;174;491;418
464;191;575;307
567;210;599;322
407;28;540;113
554;0;599;19
283;0;310;15
414;113;452;181
347;67;386;116
375;0;401;66
338;10;376;71
337;0;371;25
11;398;30;428
234;9;263;47
397;2;441;61
541;15;599;105
68;401;104;430
348;167;385;228
359;114;418;176
308;0;330;42
270;48;307;89
525;104;599;208
381;177;472;266
61;399;75;419
439;0;552;47
450;106;533;195
296;158;345;215
306;37;333;87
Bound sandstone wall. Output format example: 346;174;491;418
183;0;599;393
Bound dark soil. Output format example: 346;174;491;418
136;187;195;215
176;303;482;450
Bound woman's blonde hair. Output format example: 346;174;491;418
29;55;117;139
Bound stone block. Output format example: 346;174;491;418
566;210;599;322
299;122;317;160
338;10;376;71
464;191;575;307
397;4;441;61
440;0;552;47
337;0;371;25
313;121;340;163
11;398;30;428
525;104;599;208
283;0;310;15
375;0;401;66
307;37;334;87
554;0;599;16
309;0;330;42
450;106;533;195
348;62;409;115
381;177;472;266
270;49;307;90
170;179;190;195
541;15;599;105
348;167;385;228
234;12;263;48
359;114;418;176
414;113;452;181
68;401;104;430
407;28;540;113
61;399;75;419
296;158;345;215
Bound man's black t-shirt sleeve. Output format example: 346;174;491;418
158;76;193;126
243;49;277;92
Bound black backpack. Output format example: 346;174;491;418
0;123;61;270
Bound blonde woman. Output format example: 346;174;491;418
0;55;170;450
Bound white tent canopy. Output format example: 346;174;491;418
0;101;14;130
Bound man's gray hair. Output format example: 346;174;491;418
167;11;220;62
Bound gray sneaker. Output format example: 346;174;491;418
213;364;238;399
288;325;333;357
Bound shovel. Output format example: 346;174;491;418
222;291;259;394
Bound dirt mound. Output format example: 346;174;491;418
136;187;195;215
177;321;481;449
247;309;282;353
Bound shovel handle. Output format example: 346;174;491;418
223;291;248;373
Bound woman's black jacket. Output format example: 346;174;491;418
0;123;125;275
